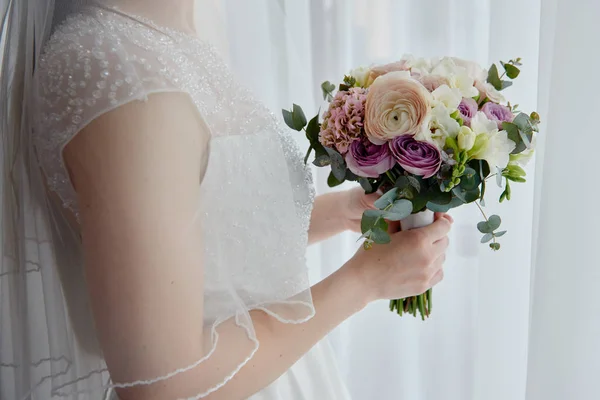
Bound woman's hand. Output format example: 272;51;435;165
339;187;379;233
344;215;453;303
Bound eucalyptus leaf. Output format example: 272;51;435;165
313;154;330;167
477;221;494;234
427;202;452;213
395;176;410;189
504;63;520;79
375;188;399;209
291;104;307;131
327;171;344;187
495;230;507;237
345;170;359;181
464;188;480;203
452;187;467;203
407;176;421;192
488;215;501;230
430;189;453;205
359;177;373;193
325;147;347;181
371;228;391;244
501;80;513;90
384;199;413;221
487;64;502;90
481;233;494;243
361;209;384;234
282;109;295;131
321;81;336;101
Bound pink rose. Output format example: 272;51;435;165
364;71;432;145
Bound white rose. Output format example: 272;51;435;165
432;84;462;111
349;66;371;87
457;126;476;151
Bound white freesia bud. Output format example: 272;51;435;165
457;126;476;151
349;66;371;87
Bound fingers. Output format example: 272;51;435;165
434;212;454;224
432;235;449;255
429;268;444;287
420;217;452;242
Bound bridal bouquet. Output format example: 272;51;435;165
283;55;538;320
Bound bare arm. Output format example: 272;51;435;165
65;93;451;400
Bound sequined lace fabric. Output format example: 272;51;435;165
20;5;317;398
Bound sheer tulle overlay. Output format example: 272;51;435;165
1;3;316;399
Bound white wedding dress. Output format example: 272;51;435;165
16;4;351;400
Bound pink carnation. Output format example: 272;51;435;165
319;87;368;154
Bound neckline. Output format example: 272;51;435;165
91;4;198;40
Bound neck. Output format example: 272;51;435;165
105;0;196;33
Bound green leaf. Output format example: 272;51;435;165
477;221;494;234
292;104;307;131
504;63;520;79
488;215;501;231
495;230;507;237
324;147;346;181
321;81;336;101
429;189;453;205
395;176;410;189
375;188;399;209
384;199;413;221
426;197;463;213
305;114;321;143
361;209;384;234
282;109;295;130
513;112;534;135
487;64;503;90
313;154;330;167
371;228;391;244
496;167;504;187
481;233;494;243
490;242;501;251
327;171;344;187
464;188;480;203
501;80;513;90
345;170;359;181
506;176;526;183
359;177;373;193
407;176;421;192
460;167;480;191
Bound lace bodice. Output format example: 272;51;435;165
33;6;314;227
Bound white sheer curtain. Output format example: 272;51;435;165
526;1;600;399
221;1;599;400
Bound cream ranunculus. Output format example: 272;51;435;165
364;71;432;144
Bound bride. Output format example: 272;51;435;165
0;1;452;399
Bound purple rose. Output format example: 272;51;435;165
481;102;514;128
389;135;442;179
345;139;395;178
458;97;478;127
